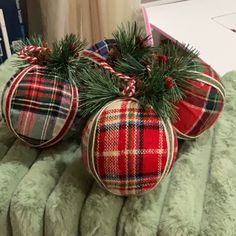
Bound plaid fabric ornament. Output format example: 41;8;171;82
172;59;225;139
82;99;177;196
1;65;78;148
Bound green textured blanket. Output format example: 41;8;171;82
0;57;236;236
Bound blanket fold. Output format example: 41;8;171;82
0;140;39;236
10;141;79;236
200;72;236;235
45;151;93;236
80;182;124;236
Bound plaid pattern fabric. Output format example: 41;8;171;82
192;58;221;82
2;65;78;147
87;39;116;60
82;99;177;196
173;60;225;139
1;76;15;121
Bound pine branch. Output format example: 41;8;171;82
157;40;200;82
108;22;155;79
103;37;200;121
137;41;200;121
138;64;181;121
112;22;152;61
77;67;122;117
46;34;87;82
11;57;29;71
12;34;87;84
114;54;148;79
79;36;201;121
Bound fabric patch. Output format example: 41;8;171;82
82;99;177;196
173;60;225;139
87;39;116;60
3;65;78;147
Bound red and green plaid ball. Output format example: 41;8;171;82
1;65;79;148
173;59;225;140
82;99;177;196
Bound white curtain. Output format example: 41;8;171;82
40;0;142;46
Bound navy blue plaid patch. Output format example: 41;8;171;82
88;39;116;60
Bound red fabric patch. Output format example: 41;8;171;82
82;99;177;196
173;60;224;138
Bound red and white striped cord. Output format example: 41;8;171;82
82;50;136;97
17;45;50;65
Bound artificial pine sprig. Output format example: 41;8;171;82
77;68;122;117
109;22;155;80
136;41;200;120
13;34;88;84
114;54;147;79
112;22;152;63
46;34;87;81
109;28;201;119
156;40;200;82
138;64;182;121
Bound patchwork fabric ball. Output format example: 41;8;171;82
82;99;177;196
172;59;225;139
1;65;78;148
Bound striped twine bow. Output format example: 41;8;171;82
82;50;136;97
17;45;50;65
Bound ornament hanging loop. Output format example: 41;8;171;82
121;79;136;97
17;45;50;65
82;50;136;97
99;60;136;97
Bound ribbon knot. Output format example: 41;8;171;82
17;45;50;65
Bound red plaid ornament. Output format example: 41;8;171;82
82;99;177;196
173;60;225;139
1;65;79;148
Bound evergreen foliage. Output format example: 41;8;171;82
79;23;200;121
77;68;121;117
47;34;87;81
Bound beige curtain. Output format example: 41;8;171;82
40;0;142;46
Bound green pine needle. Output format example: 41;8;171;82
114;54;147;79
112;22;152;61
12;34;88;84
77;67;122;117
137;42;200;121
46;34;87;81
138;64;182;121
157;40;200;82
